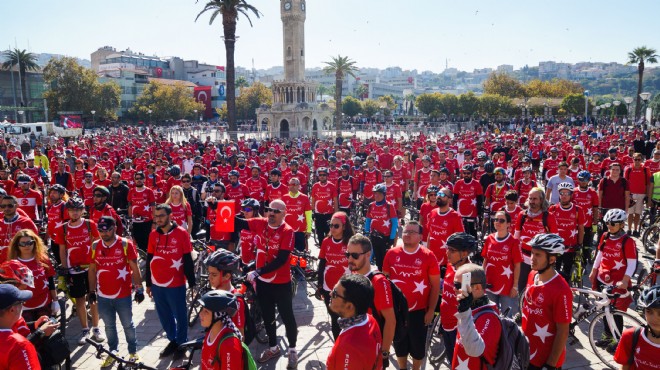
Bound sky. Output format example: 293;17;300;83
2;0;660;73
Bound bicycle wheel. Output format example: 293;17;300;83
423;314;445;369
569;260;584;288
136;248;147;280
588;310;644;369
187;285;210;327
250;302;269;344
641;223;660;254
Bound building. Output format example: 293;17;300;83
257;0;331;138
0;67;46;123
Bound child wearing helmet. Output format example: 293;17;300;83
204;249;248;338
198;290;245;369
613;285;660;367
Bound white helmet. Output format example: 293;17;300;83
528;233;565;256
557;182;574;193
477;151;487;160
603;208;627;223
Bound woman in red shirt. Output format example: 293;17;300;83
419;185;440;243
198;290;245;370
165;185;193;235
316;211;355;340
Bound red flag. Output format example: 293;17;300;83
214;201;235;233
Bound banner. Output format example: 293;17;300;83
214;201;235;233
57;115;82;128
194;86;213;119
155;67;163;78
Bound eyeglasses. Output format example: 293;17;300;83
242;207;254;212
383;175;392;178
181;180;191;183
493;218;508;223
402;230;420;235
93;194;105;198
18;240;35;247
634;158;642;161
344;251;368;259
427;193;437;197
330;288;346;300
0;204;16;209
608;221;622;227
438;191;447;198
329;223;342;229
134;177;145;181
264;207;283;214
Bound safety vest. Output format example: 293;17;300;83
652;172;660;201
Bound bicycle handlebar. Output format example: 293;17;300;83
86;338;156;370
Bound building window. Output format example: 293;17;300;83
301;49;304;56
287;47;292;57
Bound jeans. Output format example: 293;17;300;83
151;285;188;345
486;291;519;317
256;280;298;348
98;296;137;354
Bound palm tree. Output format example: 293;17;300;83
2;48;39;108
196;0;261;137
627;46;658;119
323;55;358;136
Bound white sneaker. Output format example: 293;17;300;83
287;349;298;369
91;327;106;343
78;329;90;346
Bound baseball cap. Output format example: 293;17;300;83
97;216;116;231
0;284;32;310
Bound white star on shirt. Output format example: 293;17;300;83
533;323;553;344
586;208;593;216
43;279;49;290
471;199;477;206
501;266;513;278
171;258;183;271
143;205;151;212
328;199;333;206
55;221;63;229
344;266;351;275
117;267;129;281
297;214;304;222
260;192;264;198
455;356;470;370
570;229;578;238
383;220;390;228
613;260;625;270
412;280;428;295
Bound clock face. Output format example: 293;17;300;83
301;2;305;11
284;2;291;10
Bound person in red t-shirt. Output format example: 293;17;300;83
623;153;650;236
426;187;464;269
548;182;584;280
198;290;245;370
365;184;398;271
0;284;42;370
613;285;660;369
311;168;339;245
453;165;484;239
12;175;43;221
127;171;156;253
165;185;193;235
203;249;247;337
281;178;312;252
326;274;383;370
0;195;38;263
522;233;572;370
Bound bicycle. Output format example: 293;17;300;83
290;249;319;297
422;313;446;369
568;245;587;288
169;337;203;370
86;338;156;370
186;238;213;327
641;216;660;255
631;255;659;314
234;274;268;344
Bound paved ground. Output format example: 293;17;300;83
63;236;653;370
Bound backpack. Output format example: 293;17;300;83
597;232;639;279
518;211;549;232
214;332;258;370
474;308;530;370
62;219;92;244
628;326;642;365
91;237;129;261
367;272;409;341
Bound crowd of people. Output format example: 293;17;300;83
0;121;659;370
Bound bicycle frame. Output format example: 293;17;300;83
571;287;625;337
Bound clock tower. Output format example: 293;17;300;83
281;0;306;82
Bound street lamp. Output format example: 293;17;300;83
624;97;633;121
91;110;96;125
612;101;620;120
583;90;590;124
640;92;652;123
17;110;24;123
148;109;152;124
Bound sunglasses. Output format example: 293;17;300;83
634;158;642;161
181;180;191;183
330;288;346;300
329;223;342;229
85;175;93;178
438;191;447;198
493;218;507;223
264;207;283;214
608;221;622;227
453;281;483;291
318;174;327;176
18;181;30;185
93;194;105;198
242;207;254;212
344;251;368;259
134;177;145;181
0;204;16;209
427;193;437;197
18;240;35;247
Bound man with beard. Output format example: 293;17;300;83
453;165;484;239
12;174;43;220
265;169;288;206
225;170;250;213
127;171;156;252
88;186;123;236
311;168;338;245
0;195;37;261
46;184;69;264
548;182;584;280
426;187;464;272
109;171;130;213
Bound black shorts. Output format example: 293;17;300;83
393;309;427;360
68;272;90;299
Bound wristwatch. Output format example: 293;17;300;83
382;351;390;357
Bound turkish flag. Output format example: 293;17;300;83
214;201;235;233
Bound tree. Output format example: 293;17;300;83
483;72;525;98
129;81;205;122
362;99;380;120
415;93;443;117
323;55;359;136
42;57;121;121
196;0;261;137
2;48;39;120
342;96;362;118
560;93;593;115
404;93;416;115
236;82;273;121
458;92;479;118
354;84;368;100
236;75;249;95
439;94;458;116
378;95;397;117
478;94;513;117
627;46;658;119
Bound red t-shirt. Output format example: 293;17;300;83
248;218;294;284
453;179;483;218
485;183;511;212
426;208;464;267
624;166;650;195
514;211;558;263
169;202;192;231
54;219;100;268
337;177;356;209
441;263;459;331
88;203;123;236
0;329;41;370
281;193;311;232
265;182;288;203
522;272;572;368
318;237;349;292
366;271;394;316
127;187;156;221
18;257;55;310
245;177;268;202
200;327;244;370
311;182;338;214
613;327;660;370
239;229;261;265
383;245;439;311
596;233;637;286
147;225;192;288
0;216;38;261
92;237;138;299
12;188;43;220
573;188;599;227
225;183;250;211
362;168;383;200
548;204;584;250
451;303;501;370
367;201;397;237
326;315;382;370
481;234;523;295
46;201;68;239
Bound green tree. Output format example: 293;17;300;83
362;99;380;120
236;75;249;95
458;92;479;118
404;93;416;115
196;0;261;136
342;96;362;118
478;94;513;117
354;84;368;100
483;72;525;98
415;93;442;117
439;94;458;116
323;55;359;135
129;81;205;122
1;48;39;108
378;95;396;117
42;57;121;121
236;82;273;121
627;46;658;119
560;93;593;115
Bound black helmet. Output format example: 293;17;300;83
461;164;473;173
439;167;450;175
372;183;387;194
484;161;495;173
17;174;31;183
340;164;350;171
241;198;260;209
94;186;110;197
49;184;66;194
228;170;240;178
270;168;282;176
65;197;85;209
328;156;337;163
446;232;477;253
638;285;660;309
204;249;241;274
169;165;181;177
198;290;238;317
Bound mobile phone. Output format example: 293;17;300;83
461;272;471;294
49;317;58;324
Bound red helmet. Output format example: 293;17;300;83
0;260;35;288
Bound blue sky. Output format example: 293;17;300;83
3;0;660;73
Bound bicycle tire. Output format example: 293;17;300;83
588;310;644;369
641;223;660;254
249;302;269;344
187;285;210;327
422;314;445;369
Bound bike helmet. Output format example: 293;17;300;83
477;151;487;160
65;197;85;209
270;168;282;176
328;156;337;163
316;167;328;175
422;155;432;162
94;186;110;197
638;285;660;309
464;149;472;156
522;167;533;173
528;233;565;256
461;164;473;173
49;184;66;194
198;290;238;317
0;260;35;288
290;160;299;166
592;152;601;158
446;232;477;253
204;249;241;274
17;174;31;183
169;165;181;177
241;198;260;209
484;161;495;173
340;164;350;171
577;170;591;181
603;208;627;223
556;182;574;193
493;167;506;176
0;188;6;197
123;158;132;163
439;167;450;175
372;183;387;194
228;170;240;178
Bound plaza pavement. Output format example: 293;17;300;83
64;236;652;370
